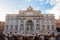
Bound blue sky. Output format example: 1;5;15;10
0;0;60;21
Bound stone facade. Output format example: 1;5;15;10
3;6;57;36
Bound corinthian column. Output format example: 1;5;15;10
34;20;36;34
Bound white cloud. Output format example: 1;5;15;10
38;0;42;1
0;3;7;21
0;11;6;21
25;0;31;2
45;0;60;19
45;0;49;4
38;0;59;5
0;10;18;21
49;0;58;5
0;3;18;21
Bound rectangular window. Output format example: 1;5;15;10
20;24;24;30
36;24;40;30
42;25;45;30
51;20;54;23
15;25;18;31
47;25;49;29
52;25;54;29
47;25;49;31
6;25;8;30
7;20;9;22
11;25;13;30
31;25;34;31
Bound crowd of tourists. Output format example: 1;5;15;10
0;33;60;40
